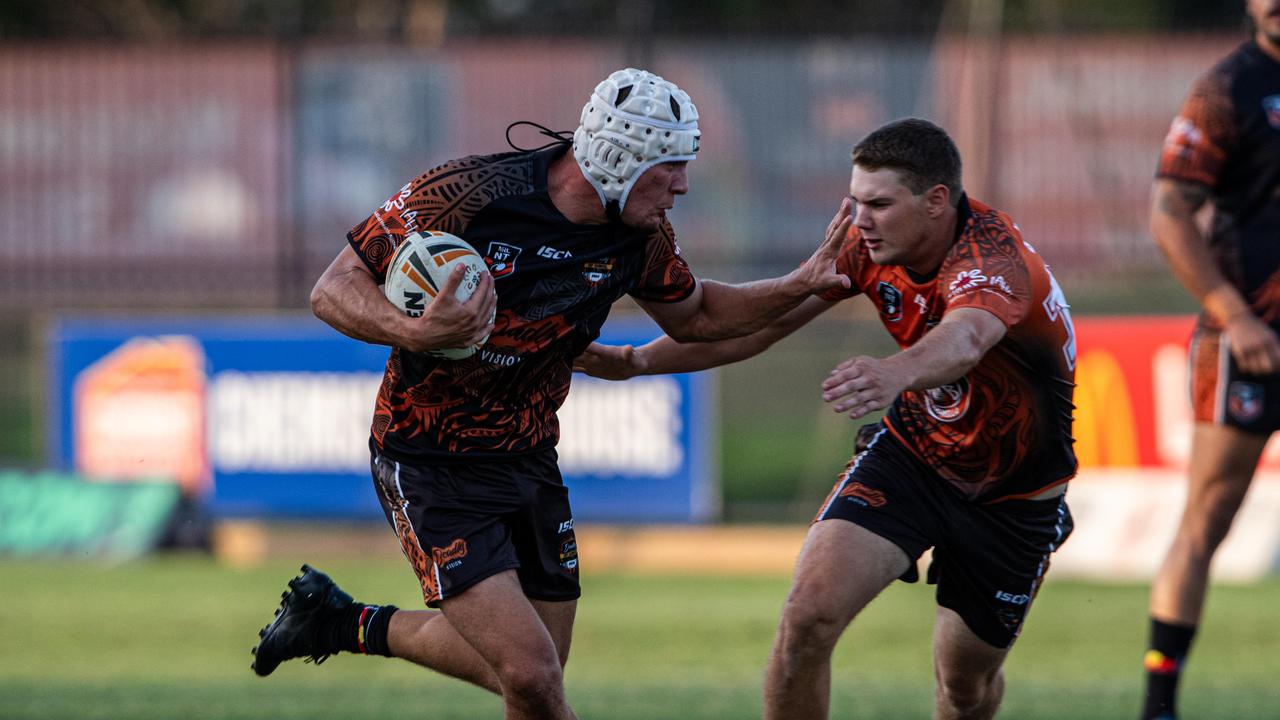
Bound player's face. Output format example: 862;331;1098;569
1249;0;1280;48
620;161;689;231
849;166;932;269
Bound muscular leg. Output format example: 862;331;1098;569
1149;423;1267;624
1142;422;1267;718
388;596;577;695
763;519;911;720
435;570;576;720
388;610;501;693
931;607;1008;720
531;598;577;668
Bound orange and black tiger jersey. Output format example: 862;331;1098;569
820;196;1077;502
347;146;696;462
1157;40;1280;329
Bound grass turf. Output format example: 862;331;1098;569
2;556;1278;719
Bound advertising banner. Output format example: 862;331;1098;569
0;471;180;560
1073;315;1280;470
1061;316;1280;580
48;315;714;522
1072;315;1195;469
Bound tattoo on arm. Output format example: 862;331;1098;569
1177;182;1210;208
1157;180;1211;215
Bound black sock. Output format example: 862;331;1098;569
320;604;398;657
360;604;398;657
1141;618;1196;719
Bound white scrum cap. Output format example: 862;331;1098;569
572;68;700;215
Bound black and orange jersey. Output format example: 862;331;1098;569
820;196;1077;502
347;146;696;462
1157;40;1280;329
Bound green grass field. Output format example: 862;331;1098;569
3;555;1278;719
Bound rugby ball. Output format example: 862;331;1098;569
383;230;492;359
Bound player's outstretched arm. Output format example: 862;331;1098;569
1151;177;1280;374
311;244;496;354
641;199;853;343
574;295;836;380
822;307;1006;419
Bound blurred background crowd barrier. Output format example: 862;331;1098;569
0;35;1230;307
2;0;1275;578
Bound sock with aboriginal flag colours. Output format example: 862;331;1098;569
1141;618;1196;720
323;603;399;657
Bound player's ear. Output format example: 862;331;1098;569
924;184;950;218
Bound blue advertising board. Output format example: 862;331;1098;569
48;315;716;522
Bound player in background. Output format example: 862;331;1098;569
247;68;850;720
577;118;1077;720
1141;2;1280;718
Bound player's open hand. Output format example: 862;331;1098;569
791;197;854;295
1225;313;1280;375
573;342;646;381
404;265;497;354
822;354;905;419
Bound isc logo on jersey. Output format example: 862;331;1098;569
383;230;494;360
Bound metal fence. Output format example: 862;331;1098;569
0;44;289;307
0;35;1241;308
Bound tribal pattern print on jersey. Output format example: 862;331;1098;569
820;196;1077;502
348;147;695;461
1157;40;1280;331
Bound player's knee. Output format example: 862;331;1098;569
497;659;564;707
1181;501;1242;552
779;596;847;657
1189;471;1250;514
936;668;999;717
1198;514;1236;551
1209;486;1248;523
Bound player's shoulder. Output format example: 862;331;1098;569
409;150;537;194
942;197;1038;285
1192;41;1260;98
955;197;1024;253
1218;40;1272;77
644;216;679;246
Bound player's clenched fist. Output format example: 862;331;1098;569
822;355;906;419
403;266;497;355
1224;313;1280;376
573;342;645;381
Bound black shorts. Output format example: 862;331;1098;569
370;445;581;608
1190;325;1280;434
815;426;1074;649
